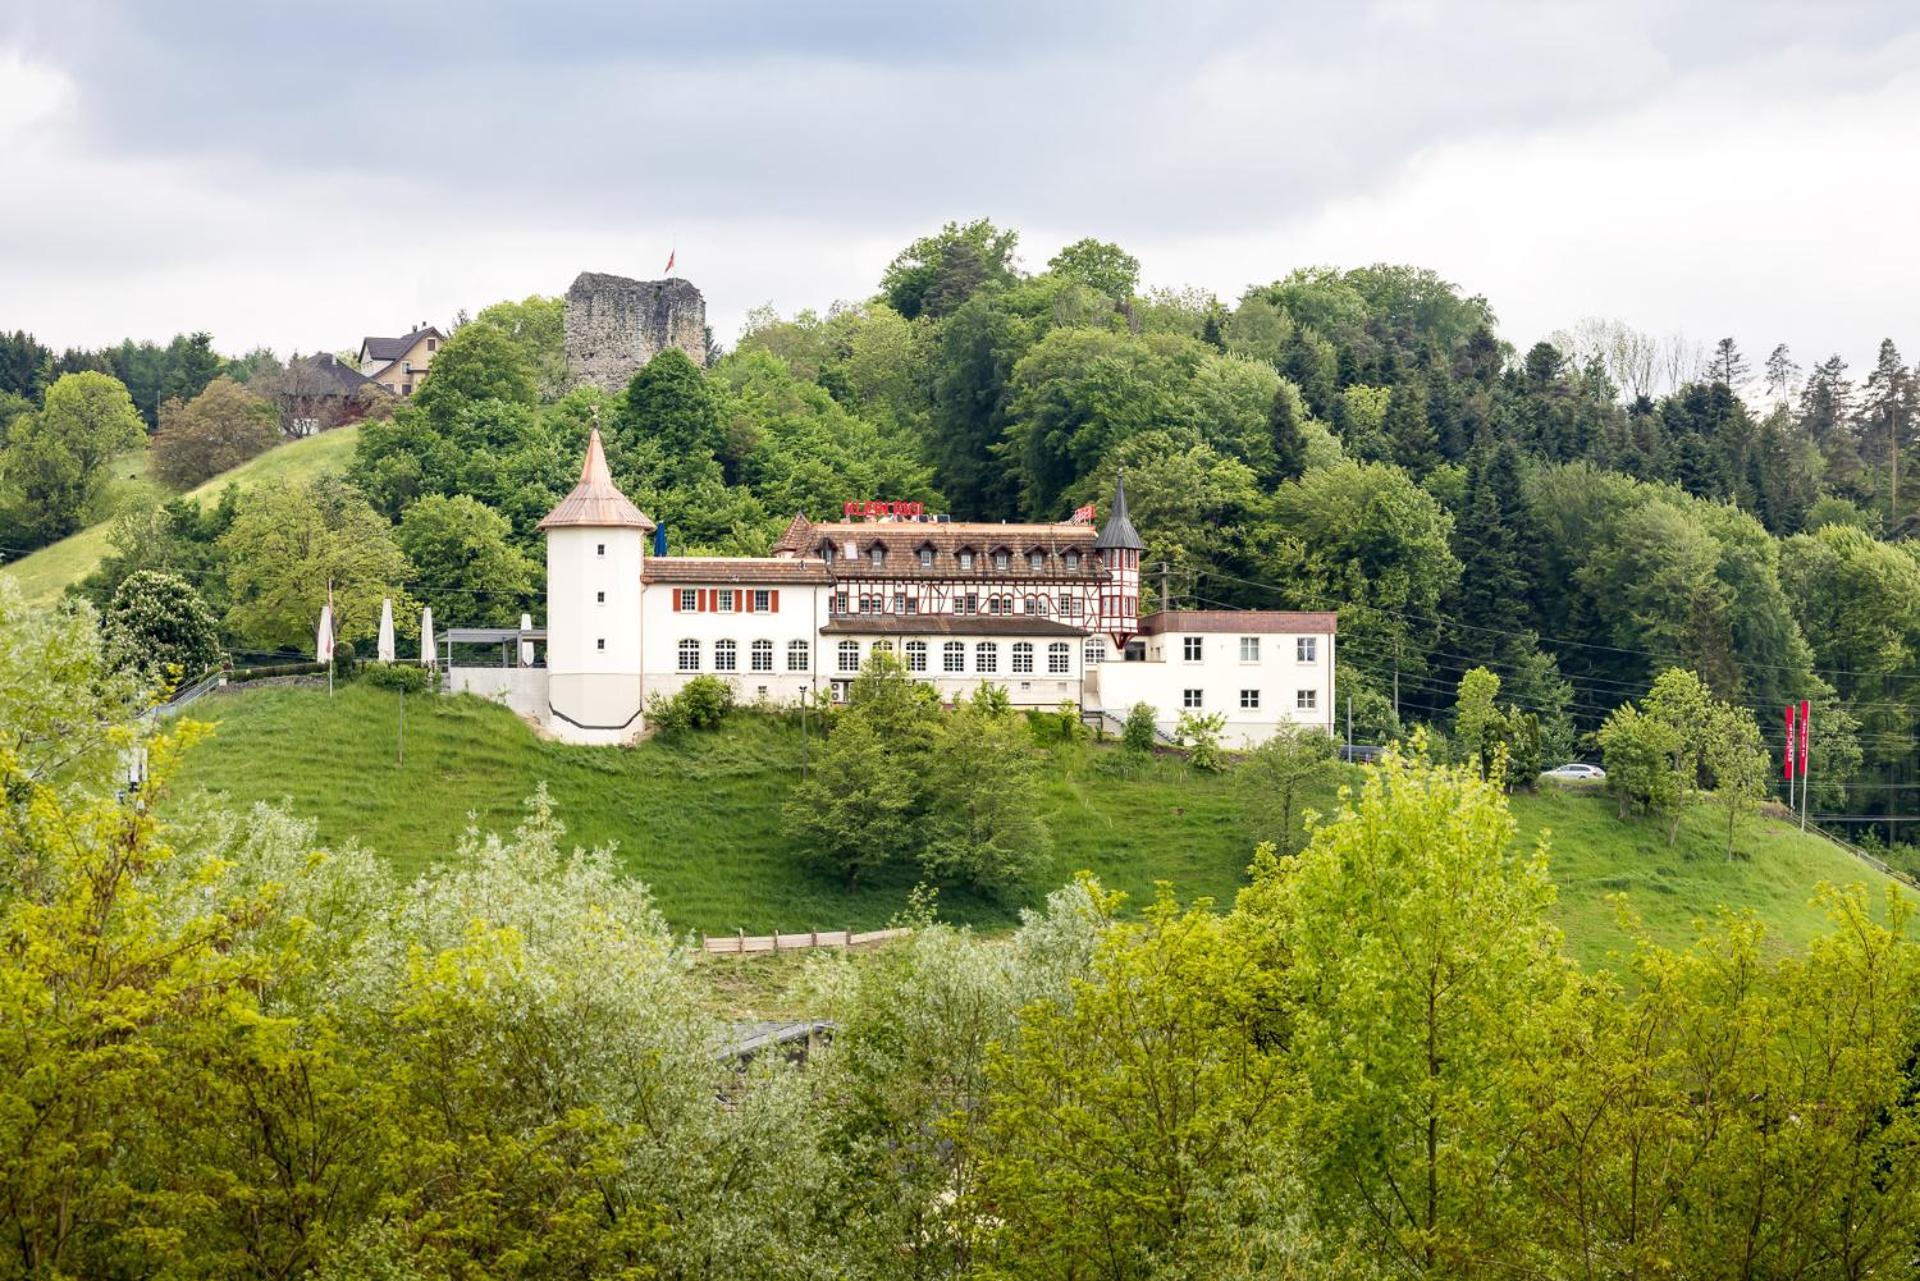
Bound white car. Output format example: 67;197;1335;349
1542;762;1606;782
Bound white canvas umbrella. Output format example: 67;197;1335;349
377;597;396;663
420;605;436;667
315;598;334;663
519;612;535;667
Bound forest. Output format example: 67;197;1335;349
4;220;1920;848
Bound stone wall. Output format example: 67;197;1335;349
564;272;709;390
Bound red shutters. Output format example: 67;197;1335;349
698;589;709;612
770;590;780;613
745;591;756;613
672;590;682;612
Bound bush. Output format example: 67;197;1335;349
1121;701;1158;753
101;569;224;693
1175;710;1229;772
647;674;735;736
362;663;430;694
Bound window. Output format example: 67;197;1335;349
993;550;1010;570
1047;642;1070;674
1183;688;1203;709
893;593;907;614
596;543;605;557
596;638;606;651
822;544;835;564
1240;637;1260;662
787;639;809;671
1297;689;1318;711
1241;689;1261;709
860;595;879;614
918;547;934;567
956;593;978;615
1084;638;1107;665
904;598;919;615
958;550;975;569
753;590;771;612
716;588;735;612
1298;637;1318;662
678;639;700;671
402;384;414;395
1064;551;1080;570
427;338;438;352
943;641;966;673
838;640;860;673
1182;636;1204;662
976;642;998;673
679;588;697;611
1029;595;1050;616
873;640;893;655
1029;550;1045;570
906;640;928;672
834;592;848;615
714;639;737;672
751;639;774;672
596;591;605;604
869;545;886;567
1012;642;1034;674
1063;596;1082;618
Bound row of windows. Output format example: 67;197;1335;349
835;638;1071;676
830;592;1085;618
678;638;808;673
1181;636;1320;663
675;588;775;612
827;544;1087;572
1180;688;1320;711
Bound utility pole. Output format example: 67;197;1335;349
1392;637;1401;723
1346;694;1353;757
1160;561;1173;613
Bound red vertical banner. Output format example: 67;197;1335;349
1798;699;1811;778
1784;704;1797;781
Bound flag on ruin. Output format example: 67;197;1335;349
1070;502;1096;524
664;248;676;274
315;594;334;663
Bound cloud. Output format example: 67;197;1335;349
2;1;1918;367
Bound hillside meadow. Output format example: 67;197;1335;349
0;426;360;608
166;683;1906;968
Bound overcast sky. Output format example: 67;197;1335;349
3;1;1918;374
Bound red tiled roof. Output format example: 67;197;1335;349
642;557;832;585
771;512;815;555
1138;610;1337;635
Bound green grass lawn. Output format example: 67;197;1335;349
166;684;1907;967
1;427;360;608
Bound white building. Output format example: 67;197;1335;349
447;428;1336;747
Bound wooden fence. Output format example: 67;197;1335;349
701;927;910;955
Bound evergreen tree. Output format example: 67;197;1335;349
161;331;225;405
1859;338;1915;531
1706;337;1749;389
1763;343;1800;402
1267;380;1308;482
1452;438;1532;638
614;348;724;473
1385;372;1439;472
1799;355;1861;493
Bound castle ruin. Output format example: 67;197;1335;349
564;272;709;390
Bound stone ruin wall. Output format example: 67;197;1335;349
564;272;709;391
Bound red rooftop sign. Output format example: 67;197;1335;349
843;500;924;518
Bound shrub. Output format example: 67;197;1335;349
362;663;430;694
1175;710;1229;772
1121;701;1158;753
647;674;735;736
101;569;224;693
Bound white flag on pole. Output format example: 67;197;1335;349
315;599;335;663
377;597;396;663
420;605;436;667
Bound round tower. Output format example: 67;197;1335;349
1093;469;1145;647
537;426;653;743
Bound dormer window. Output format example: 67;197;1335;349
869;545;886;567
918;546;934;567
1029;550;1046;570
958;549;975;570
844;540;859;560
822;544;835;563
1063;551;1079;570
993;549;1010;570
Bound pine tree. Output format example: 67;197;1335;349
1453;439;1531;640
1706;337;1750;389
1385;372;1438;472
1859;339;1915;531
1268;381;1308;482
1763;343;1800;403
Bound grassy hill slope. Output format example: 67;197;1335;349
1;427;360;608
167;683;1907;968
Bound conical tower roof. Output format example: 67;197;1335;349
1093;468;1145;551
537;427;656;531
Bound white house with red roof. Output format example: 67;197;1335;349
446;428;1335;747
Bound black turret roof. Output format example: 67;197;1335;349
1094;470;1145;551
